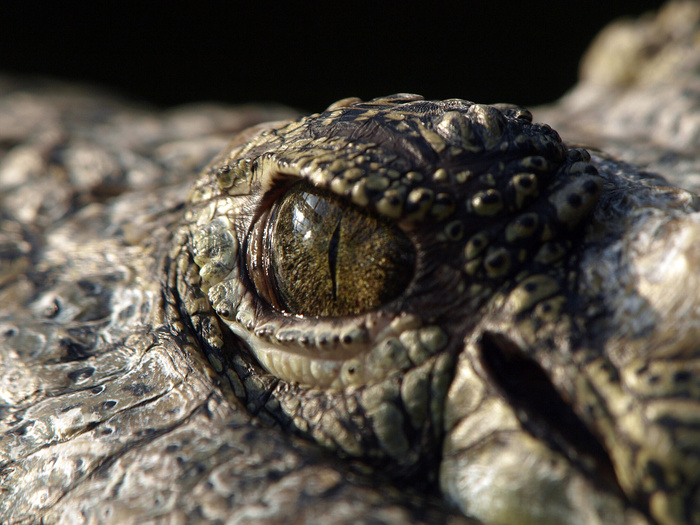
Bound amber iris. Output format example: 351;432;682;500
249;182;415;317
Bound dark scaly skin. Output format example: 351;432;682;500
182;94;700;525
0;80;468;525
2;4;700;524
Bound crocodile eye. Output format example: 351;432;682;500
247;181;415;317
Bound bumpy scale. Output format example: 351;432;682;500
2;79;700;524
184;94;700;525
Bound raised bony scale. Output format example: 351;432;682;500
186;94;700;524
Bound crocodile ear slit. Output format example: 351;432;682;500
476;330;623;496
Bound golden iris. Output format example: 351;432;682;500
248;182;415;317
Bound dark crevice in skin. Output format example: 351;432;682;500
477;331;632;507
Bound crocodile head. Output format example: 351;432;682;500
2;79;699;523
183;94;700;525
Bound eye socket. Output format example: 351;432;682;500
246;181;415;317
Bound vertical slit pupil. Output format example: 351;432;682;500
262;181;415;317
328;218;342;301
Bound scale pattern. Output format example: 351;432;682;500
2;4;700;522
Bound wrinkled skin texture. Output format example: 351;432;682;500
2;2;700;524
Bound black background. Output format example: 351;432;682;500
2;2;665;112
